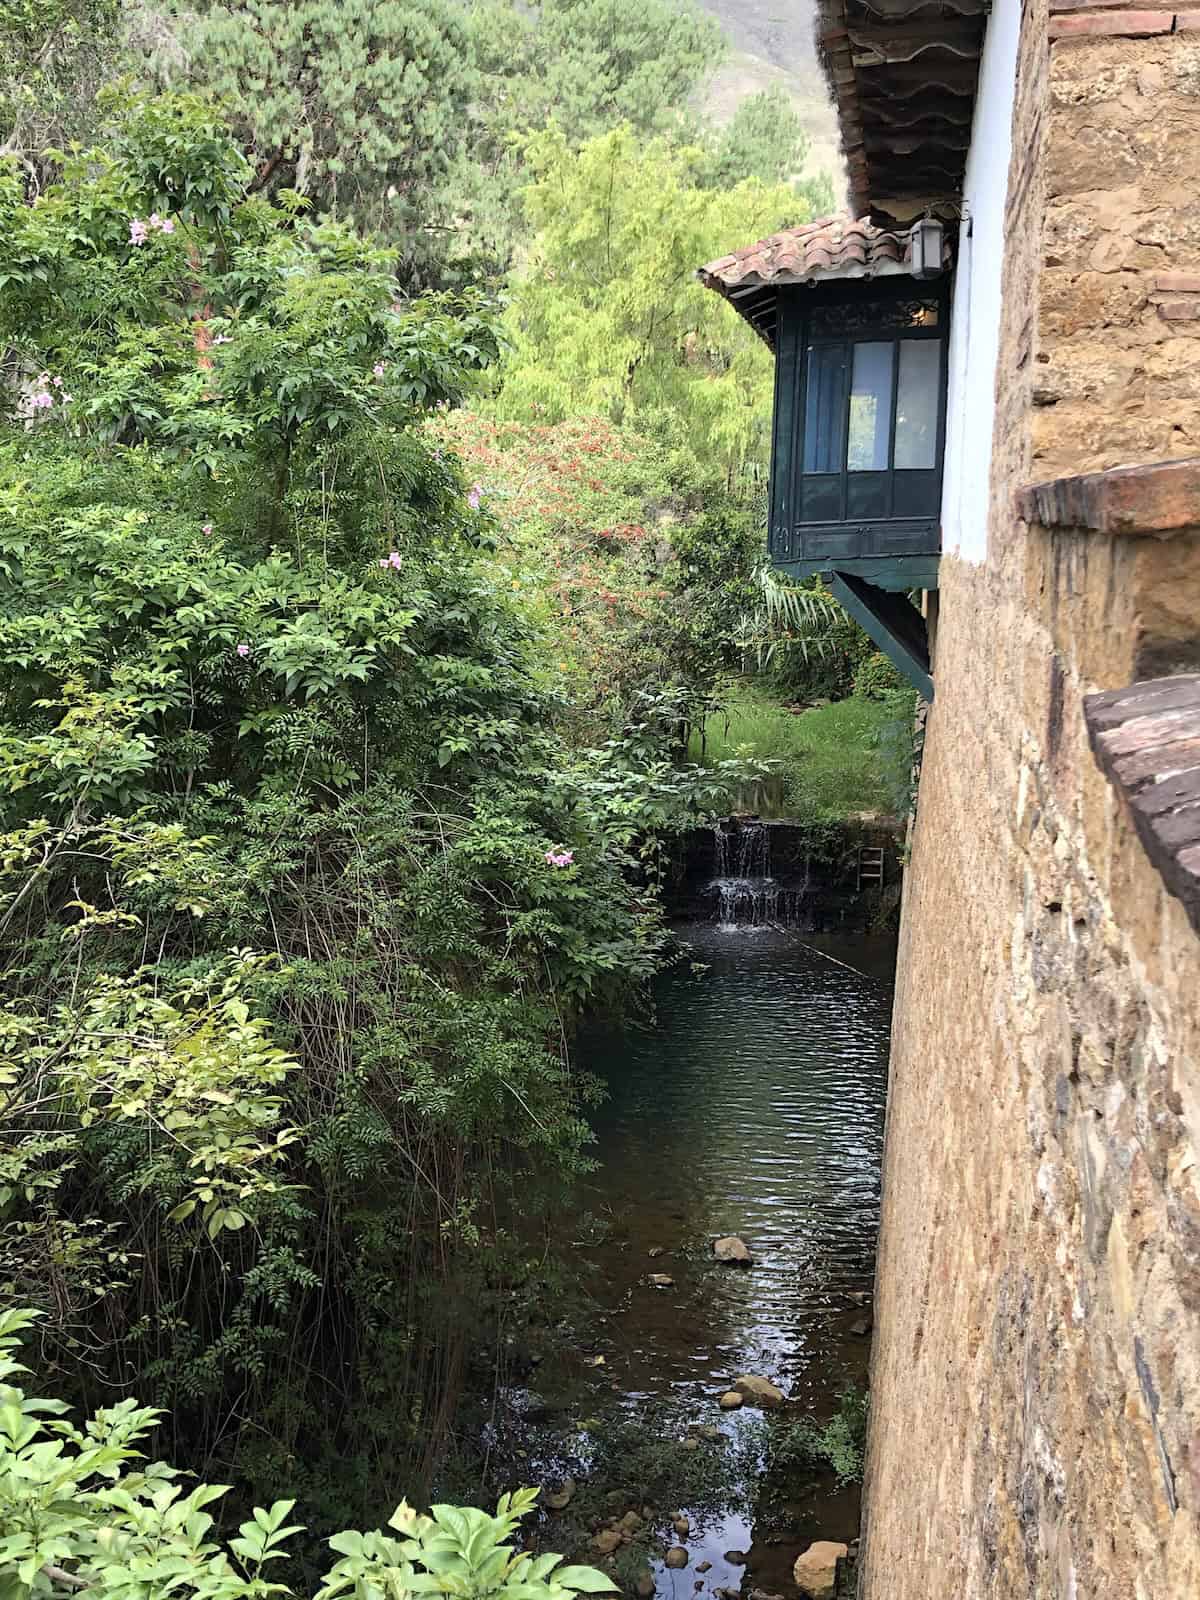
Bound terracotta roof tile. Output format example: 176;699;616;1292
697;215;943;347
698;215;917;297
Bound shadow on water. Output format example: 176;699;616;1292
568;924;895;1596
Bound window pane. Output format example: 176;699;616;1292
847;342;893;472
895;340;940;470
802;344;846;474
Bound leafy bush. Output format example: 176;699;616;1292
0;1306;615;1600
769;1387;869;1488
852;652;904;701
0;97;745;1528
433;411;760;734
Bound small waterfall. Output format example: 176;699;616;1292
708;820;810;929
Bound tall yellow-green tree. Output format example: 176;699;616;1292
494;125;813;477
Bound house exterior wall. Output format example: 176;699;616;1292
941;0;1023;565
859;4;1200;1595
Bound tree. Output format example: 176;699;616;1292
493;124;812;476
0;95;742;1523
163;0;476;282
0;0;120;187
698;83;834;212
443;0;724;276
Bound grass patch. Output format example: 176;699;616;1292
690;683;905;820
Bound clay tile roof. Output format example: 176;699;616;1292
697;215;927;349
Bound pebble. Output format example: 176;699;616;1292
665;1548;688;1570
719;1391;744;1410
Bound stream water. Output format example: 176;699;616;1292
565;923;896;1596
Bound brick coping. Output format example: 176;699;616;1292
1015;457;1200;536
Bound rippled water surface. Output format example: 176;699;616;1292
569;925;895;1584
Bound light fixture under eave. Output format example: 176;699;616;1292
909;218;945;280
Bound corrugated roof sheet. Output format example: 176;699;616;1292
697;216;932;348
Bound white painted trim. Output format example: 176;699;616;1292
941;0;1022;565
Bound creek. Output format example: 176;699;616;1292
548;918;896;1597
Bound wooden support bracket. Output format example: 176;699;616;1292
827;570;933;701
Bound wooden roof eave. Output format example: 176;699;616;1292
817;0;987;218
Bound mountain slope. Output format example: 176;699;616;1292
696;0;842;195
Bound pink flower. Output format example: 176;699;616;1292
159;218;175;234
373;362;386;378
129;218;148;245
467;484;483;511
545;849;574;868
235;643;251;658
31;391;53;409
37;372;49;385
202;523;213;536
148;213;162;228
51;376;63;388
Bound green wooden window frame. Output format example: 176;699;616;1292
768;277;951;574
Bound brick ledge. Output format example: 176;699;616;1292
1015;457;1200;536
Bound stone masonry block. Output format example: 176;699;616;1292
1155;274;1200;293
1157;299;1200;321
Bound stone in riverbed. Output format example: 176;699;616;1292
792;1541;848;1599
849;1314;873;1337
696;1425;724;1441
681;1436;701;1449
593;1529;623;1556
618;1512;644;1534
731;1375;784;1409
634;1574;655;1598
712;1235;753;1265
665;1548;689;1570
718;1390;744;1410
696;1562;712;1574
722;1550;747;1565
647;1273;675;1288
672;1516;690;1538
543;1478;575;1510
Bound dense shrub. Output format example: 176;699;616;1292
853;651;905;701
0;97;745;1533
0;1307;615;1600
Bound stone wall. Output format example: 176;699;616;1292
1037;17;1200;473
858;4;1200;1596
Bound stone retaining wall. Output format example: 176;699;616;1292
859;3;1200;1595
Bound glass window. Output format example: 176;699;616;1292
894;340;940;470
847;342;893;472
802;344;845;475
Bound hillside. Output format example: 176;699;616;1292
697;0;843;197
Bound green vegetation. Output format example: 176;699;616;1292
768;1386;870;1488
0;97;753;1537
0;0;901;1574
690;684;912;820
493;126;811;473
0;1306;616;1600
